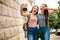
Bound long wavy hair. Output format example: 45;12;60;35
30;6;39;15
43;4;49;26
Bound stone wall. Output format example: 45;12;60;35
0;0;25;40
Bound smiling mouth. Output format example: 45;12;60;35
40;8;43;10
33;10;36;12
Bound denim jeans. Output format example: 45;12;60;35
39;26;50;40
27;27;38;40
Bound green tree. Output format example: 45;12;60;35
49;1;60;29
55;1;60;29
57;1;60;19
49;13;58;29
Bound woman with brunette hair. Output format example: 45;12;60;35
37;4;58;40
21;6;39;40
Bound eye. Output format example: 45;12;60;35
42;6;45;8
41;6;45;8
36;8;38;10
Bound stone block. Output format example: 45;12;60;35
7;35;17;40
8;8;14;17
17;26;23;33
0;0;5;4
19;33;25;40
1;4;9;16
6;18;12;27
16;34;21;40
11;19;16;26
10;27;18;36
0;16;7;28
17;5;20;11
0;4;2;15
4;28;11;38
10;0;15;9
0;29;4;40
16;11;20;18
10;27;14;36
13;27;19;34
4;0;10;7
13;10;20;18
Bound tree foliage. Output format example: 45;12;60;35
49;1;60;29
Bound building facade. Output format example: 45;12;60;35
0;0;32;40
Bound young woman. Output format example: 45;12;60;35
21;6;39;40
37;4;58;40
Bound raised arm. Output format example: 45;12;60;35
48;8;58;15
21;12;30;17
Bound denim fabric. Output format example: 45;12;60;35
27;27;38;40
37;13;50;40
39;26;50;40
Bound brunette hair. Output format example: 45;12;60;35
43;4;49;26
30;6;39;15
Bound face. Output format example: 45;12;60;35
32;6;38;14
40;4;46;12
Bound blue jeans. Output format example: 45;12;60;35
38;26;50;40
27;27;38;40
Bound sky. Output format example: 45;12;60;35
35;0;60;8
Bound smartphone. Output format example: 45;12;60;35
22;8;27;13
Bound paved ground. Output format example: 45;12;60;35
24;34;60;40
50;34;60;40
